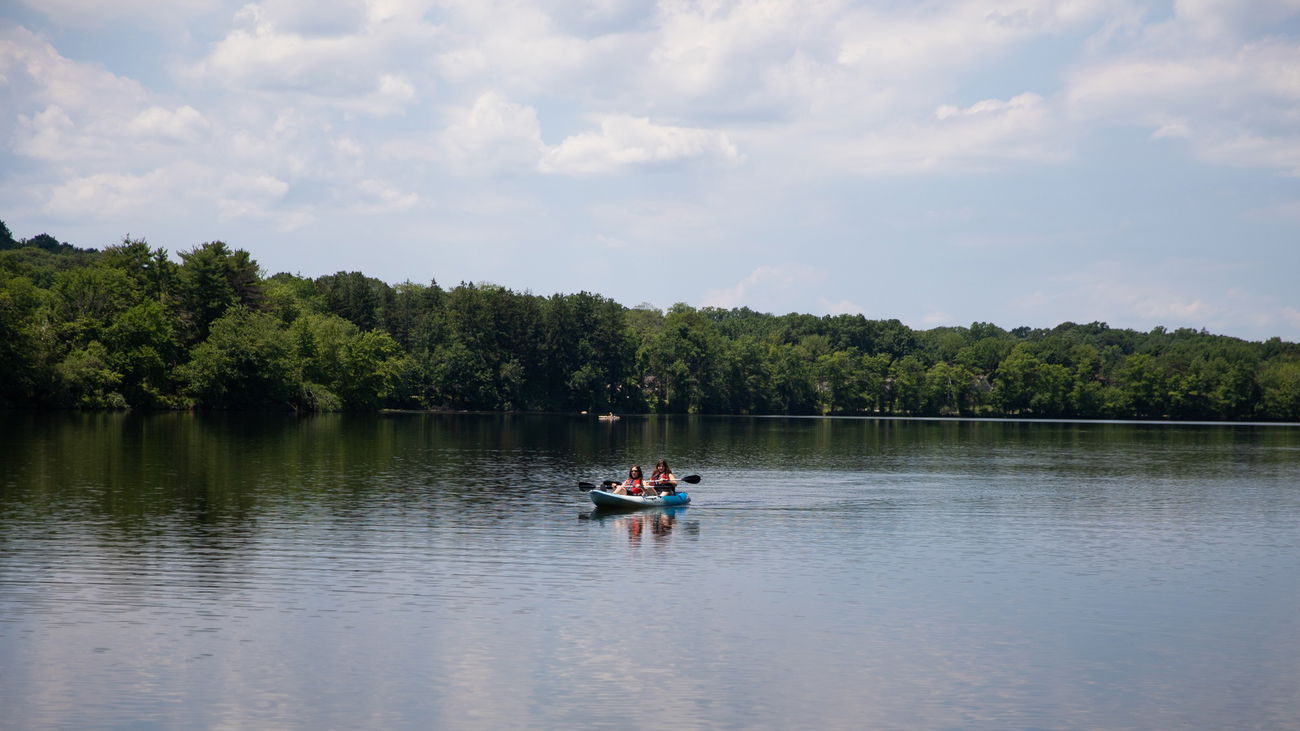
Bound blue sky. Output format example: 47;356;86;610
2;0;1298;341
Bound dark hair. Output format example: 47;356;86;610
654;460;670;474
629;465;643;476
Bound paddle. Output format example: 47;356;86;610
577;475;700;491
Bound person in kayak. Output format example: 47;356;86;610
649;459;678;495
611;465;647;495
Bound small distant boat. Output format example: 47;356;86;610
590;490;690;509
597;413;619;421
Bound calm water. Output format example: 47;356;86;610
1;412;1298;729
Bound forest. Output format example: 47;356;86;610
2;220;1299;420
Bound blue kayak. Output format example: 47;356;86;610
589;490;690;509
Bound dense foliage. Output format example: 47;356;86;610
3;222;1299;420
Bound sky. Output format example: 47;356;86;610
2;0;1299;341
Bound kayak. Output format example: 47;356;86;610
589;490;690;509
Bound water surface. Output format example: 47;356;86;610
1;413;1298;728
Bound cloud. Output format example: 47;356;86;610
540;115;742;175
13;0;220;28
630;0;1117;127
702;264;825;310
834;0;1113;77
919;311;957;328
588;198;729;249
345;179;420;215
126;105;210;140
437;92;546;174
829;92;1063;175
43;164;206;219
183;1;430;115
38;160;312;231
1066;9;1300;174
1172;0;1300;41
1;24;147;113
821;298;867;316
4;28;216;169
15;102;214;166
216;171;291;220
434;94;742;176
1011;259;1300;338
432;0;601;94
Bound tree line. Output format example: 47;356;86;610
2;221;1299;420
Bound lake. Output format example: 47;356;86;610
1;412;1298;729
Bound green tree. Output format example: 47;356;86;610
717;335;772;413
995;344;1040;415
766;342;815;414
814;349;860;414
1257;359;1300;420
177;307;298;408
104;300;176;407
860;353;892;414
0;219;16;250
923;361;974;415
1069;344;1106;416
1116;353;1169;418
540;292;633;412
642;304;725;413
888;355;927;414
0;274;47;404
176;242;262;344
100;238;174;301
955;336;1013;374
317;271;390;331
51;265;137;346
1030;362;1072;417
57;341;126;408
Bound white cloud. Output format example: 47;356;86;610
237;0;372;37
13;0;220;28
1;24;147;113
183;1;432;115
541;115;741;175
39;162;310;230
829;92;1062;175
3;28;219;171
433;95;741;176
43;164;206;218
126;105;210;140
217;171;290;220
629;0;1117;127
431;0;628;96
437;92;545;174
702;264;825;310
835;0;1113;75
821;298;867;316
1173;0;1300;41
15;101;214;166
920;311;957;328
1010;259;1300;338
346;179;419;215
1066;10;1300;174
588;198;728;249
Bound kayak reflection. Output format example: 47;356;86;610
582;506;697;543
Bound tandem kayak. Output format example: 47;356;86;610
589;490;690;509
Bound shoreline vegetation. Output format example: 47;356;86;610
2;222;1299;421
